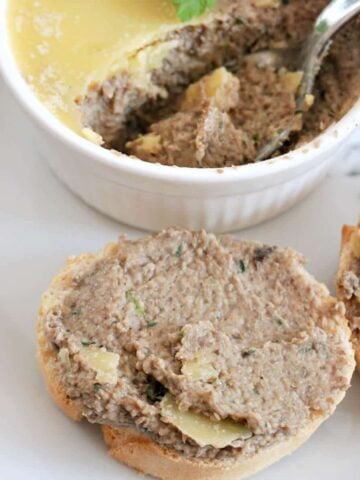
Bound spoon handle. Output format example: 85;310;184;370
316;0;360;42
255;0;360;162
300;0;360;100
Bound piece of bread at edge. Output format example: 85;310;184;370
337;222;360;370
37;228;355;480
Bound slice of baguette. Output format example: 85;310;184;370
337;224;360;370
37;231;355;480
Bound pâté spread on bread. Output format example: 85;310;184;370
9;0;360;167
37;228;355;479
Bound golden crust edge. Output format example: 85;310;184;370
336;225;360;370
101;413;326;480
36;323;352;480
36;235;356;480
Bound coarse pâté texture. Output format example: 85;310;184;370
11;0;360;167
37;228;355;480
81;0;360;166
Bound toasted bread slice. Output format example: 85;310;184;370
37;229;355;480
337;223;360;370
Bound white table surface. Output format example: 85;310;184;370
1;78;359;480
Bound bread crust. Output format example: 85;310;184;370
37;238;355;480
101;416;326;480
337;225;360;370
36;322;348;480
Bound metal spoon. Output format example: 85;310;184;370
254;0;360;162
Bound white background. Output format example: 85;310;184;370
0;78;359;479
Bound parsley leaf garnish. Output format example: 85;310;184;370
173;0;217;22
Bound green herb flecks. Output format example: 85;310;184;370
235;16;248;26
147;320;158;328
252;132;260;143
81;340;96;347
238;259;246;273
71;308;81;316
126;291;146;318
175;243;183;257
94;383;102;393
275;317;284;326
301;343;315;354
242;348;256;358
146;377;167;404
173;0;217;22
316;19;328;34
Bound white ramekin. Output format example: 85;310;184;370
1;2;359;232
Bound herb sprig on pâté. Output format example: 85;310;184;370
173;0;217;22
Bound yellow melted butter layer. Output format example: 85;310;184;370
8;0;184;135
